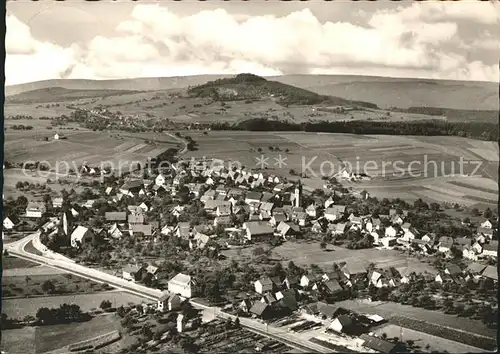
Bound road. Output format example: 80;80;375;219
4;233;329;353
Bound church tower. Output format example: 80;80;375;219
294;180;302;208
61;207;74;244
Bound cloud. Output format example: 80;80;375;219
5;4;499;85
6;15;80;85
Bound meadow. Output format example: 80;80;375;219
335;299;496;339
0;315;120;354
2;291;149;318
372;323;484;353
4;128;180;175
185;130;498;208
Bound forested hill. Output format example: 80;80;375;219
187;73;378;108
210;118;498;142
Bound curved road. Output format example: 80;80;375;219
4;233;329;353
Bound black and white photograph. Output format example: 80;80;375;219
2;1;499;353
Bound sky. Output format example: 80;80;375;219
5;1;500;86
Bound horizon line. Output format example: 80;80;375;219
6;72;499;88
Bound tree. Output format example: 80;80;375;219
179;336;198;353
483;208;493;219
41;280;56;294
100;300;112;310
320;241;327;250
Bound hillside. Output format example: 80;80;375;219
5;74;498;111
271;75;499;110
5;76;233;97
5;87;145;104
187;73;378;108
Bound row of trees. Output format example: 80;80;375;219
210;118;498;141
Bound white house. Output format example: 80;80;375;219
155;173;166;186
254;277;274;294
168;273;195;298
3;217;15;231
26;202;46;218
324;196;335;209
481;219;493;229
306;204;317;218
324;205;346;222
385;226;397;237
158;293;182;312
70;226;95;248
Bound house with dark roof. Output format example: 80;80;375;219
255;277;274;294
328;315;356;334
245;191;262;204
317;302;340;319
122;264;145;282
360;334;404;353
157;292;182;312
243;221;274;242
482;265;498;281
249;302;273;320
481;241;498;258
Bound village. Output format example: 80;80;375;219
3;153;498;353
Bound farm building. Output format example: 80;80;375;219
359;334;404;353
26;202;46;218
243;221;274;241
157;292;182;312
168;273;196;298
70;226;95;248
255;277;274;294
122;264;145;282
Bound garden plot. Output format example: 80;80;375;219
422;184;466;197
368;145;415;152
124;143;148;154
115;141;138;151
411;189;476;207
372;324;483;353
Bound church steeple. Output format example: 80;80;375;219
294;179;302;208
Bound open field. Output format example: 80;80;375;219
335;299;496;338
2;255;40;269
4;130;180;176
184;131;498;208
2;292;149;319
3;265;68;277
1;326;37;354
3;273;112;300
35;315;119;353
222;241;437;275
270;242;437;274
372;323;484;353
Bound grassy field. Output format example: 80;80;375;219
34;315;119;353
2;292;149;319
372;323;484;353
270;241;437;274
1;326;37;354
2;273;111;299
221;241;437;276
335;299;496;338
2;255;39;269
185;131;498;209
4;129;179;177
